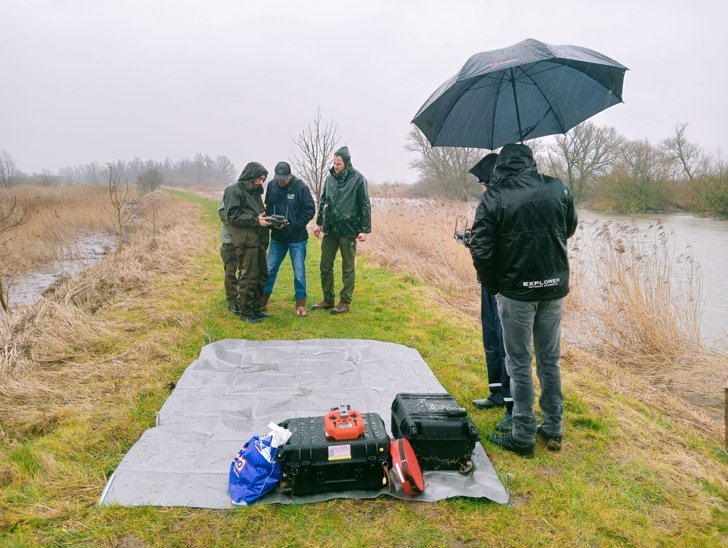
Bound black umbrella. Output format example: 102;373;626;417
412;38;627;149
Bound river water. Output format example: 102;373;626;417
372;197;728;348
1;233;116;318
579;210;728;348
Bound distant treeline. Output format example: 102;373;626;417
405;122;728;218
0;152;236;189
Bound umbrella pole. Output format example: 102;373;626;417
509;69;524;142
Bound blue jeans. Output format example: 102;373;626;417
497;295;564;444
481;286;512;411
263;239;308;300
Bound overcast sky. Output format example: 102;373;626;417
1;0;727;184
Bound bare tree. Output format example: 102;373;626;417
524;138;546;160
700;151;728;217
0;150;20;189
292;108;340;203
106;165;138;253
405;127;484;201
617;139;671;212
214;155;236;183
0;197;27;312
661;122;703;183
546;122;624;202
621;139;671;180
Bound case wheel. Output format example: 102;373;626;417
276;477;292;494
459;460;474;475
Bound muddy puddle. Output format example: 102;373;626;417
1;233;117;317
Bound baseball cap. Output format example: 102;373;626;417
468;153;498;184
273;161;292;181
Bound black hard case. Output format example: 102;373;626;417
276;412;390;496
391;393;480;470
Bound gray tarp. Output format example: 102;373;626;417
99;339;509;507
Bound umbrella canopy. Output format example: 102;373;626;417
412;38;627;149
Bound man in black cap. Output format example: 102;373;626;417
262;161;316;317
468;153;514;433
312;146;371;314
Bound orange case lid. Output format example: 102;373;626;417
391;437;425;496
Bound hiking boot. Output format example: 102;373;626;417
261;294;271;311
472;395;505;409
488;432;534;458
312;300;335;310
495;413;513;432
253;309;270;319
228;304;241;316
295;299;307;317
240;313;262;324
536;425;562;452
331;301;350;315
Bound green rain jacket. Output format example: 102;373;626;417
316;146;371;238
223;162;270;248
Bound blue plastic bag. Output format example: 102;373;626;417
229;422;293;506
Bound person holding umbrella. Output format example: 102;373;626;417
469;143;577;457
411;38;622;456
469;153;514;434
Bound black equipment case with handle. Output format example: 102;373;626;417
391;393;479;472
276;412;390;496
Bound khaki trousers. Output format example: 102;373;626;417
320;235;357;304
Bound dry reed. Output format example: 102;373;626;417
0;190;210;434
568;219;727;409
364;198;727;433
366;198;480;314
569;220;705;357
0;185;118;273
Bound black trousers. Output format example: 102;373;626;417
236;246;268;315
221;243;238;307
481;285;513;412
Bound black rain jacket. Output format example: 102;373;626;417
315;148;371;238
223;162;270;249
469;143;578;301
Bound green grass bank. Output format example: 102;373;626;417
0;191;725;547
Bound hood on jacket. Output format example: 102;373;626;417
491;143;537;185
468;153;499;184
334;146;353;170
238;162;268;183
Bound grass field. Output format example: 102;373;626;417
0;191;726;546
